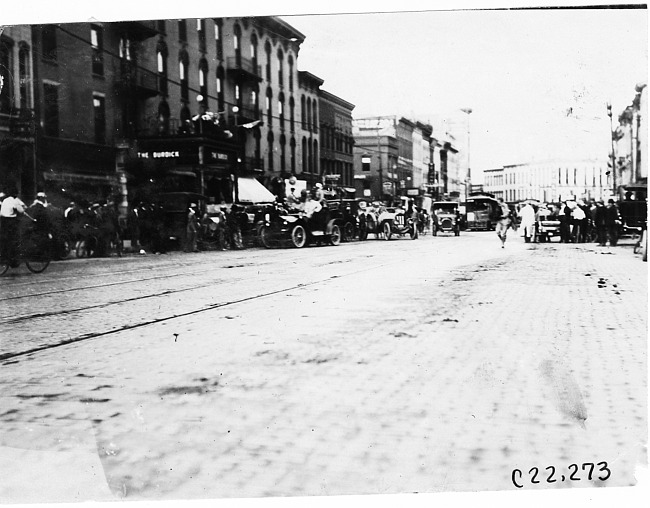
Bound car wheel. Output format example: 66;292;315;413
382;221;392;240
343;222;355;242
329;224;341;246
290;224;307;248
260;225;275;249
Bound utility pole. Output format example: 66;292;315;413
606;102;617;198
461;108;472;202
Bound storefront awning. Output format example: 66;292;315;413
237;177;276;203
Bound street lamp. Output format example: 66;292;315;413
461;108;472;202
606;102;617;197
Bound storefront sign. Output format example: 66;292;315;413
138;151;180;159
354;174;367;180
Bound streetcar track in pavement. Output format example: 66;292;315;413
0;260;396;362
0;259;271;301
0;277;246;325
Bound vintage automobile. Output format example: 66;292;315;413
259;205;341;248
618;184;647;237
431;201;461;236
464;195;499;231
358;199;418;241
534;207;561;242
326;198;363;242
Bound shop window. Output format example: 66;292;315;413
214;19;223;60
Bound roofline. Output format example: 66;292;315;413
298;70;325;86
319;89;355;110
255;16;306;43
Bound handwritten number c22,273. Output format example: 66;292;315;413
511;461;610;487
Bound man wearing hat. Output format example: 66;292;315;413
184;203;200;253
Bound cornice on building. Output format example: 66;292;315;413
298;70;324;88
318;89;355;112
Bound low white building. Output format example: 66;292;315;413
483;158;611;203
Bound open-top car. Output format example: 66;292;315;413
431;201;461;236
259;205;341;248
358;199;418;241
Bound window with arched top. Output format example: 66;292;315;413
178;19;187;43
278;92;285;130
312;101;318;132
290;137;296;173
277;48;284;87
254;128;261;161
264;40;272;82
313;139;318;174
289;96;295;132
306;97;312;132
288;54;294;92
179;51;189;101
214;18;223;60
280;134;286;172
266;88;273;126
197;19;206;52
18;42;30;109
157;41;168;95
234;24;242;65
199;58;209;106
216;66;225;112
251;33;258;69
267;131;275;171
302;137;307;173
300;96;306;129
158;100;170;135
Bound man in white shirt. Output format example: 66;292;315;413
0;187;27;264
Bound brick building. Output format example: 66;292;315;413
2;16;339;211
318;89;355;188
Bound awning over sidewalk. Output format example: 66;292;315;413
237;176;276;203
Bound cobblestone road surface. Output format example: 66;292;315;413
0;232;646;504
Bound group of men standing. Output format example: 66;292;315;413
494;196;624;248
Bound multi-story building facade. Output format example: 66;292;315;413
297;70;322;187
0;25;36;196
613;82;647;190
353;116;400;199
4;16;330;212
482;158;610;203
318;89;355;188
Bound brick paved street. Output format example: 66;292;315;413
0;233;646;506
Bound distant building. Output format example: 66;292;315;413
318;89;355;188
613;82;647;190
352;116;401;199
483;158;610;203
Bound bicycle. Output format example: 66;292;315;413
0;231;52;275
